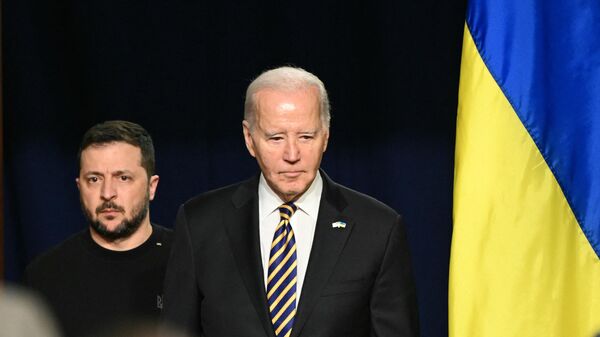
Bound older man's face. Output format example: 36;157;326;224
243;87;329;202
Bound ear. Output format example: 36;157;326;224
76;177;81;191
322;128;330;153
148;175;160;201
242;120;257;158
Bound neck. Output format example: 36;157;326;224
90;220;153;251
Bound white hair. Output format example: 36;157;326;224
244;66;331;130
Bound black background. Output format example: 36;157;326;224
4;1;466;336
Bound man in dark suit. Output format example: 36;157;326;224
162;66;418;337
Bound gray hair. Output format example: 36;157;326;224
244;66;331;130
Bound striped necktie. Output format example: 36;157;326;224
267;202;298;337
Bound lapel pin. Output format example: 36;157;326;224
332;221;346;229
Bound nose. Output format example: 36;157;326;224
283;139;300;163
100;179;117;201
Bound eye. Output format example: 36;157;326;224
119;175;131;182
269;136;284;142
300;134;314;140
87;176;99;183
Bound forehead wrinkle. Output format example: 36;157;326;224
253;88;323;133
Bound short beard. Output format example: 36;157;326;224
81;191;150;242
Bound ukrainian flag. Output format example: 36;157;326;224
449;0;600;336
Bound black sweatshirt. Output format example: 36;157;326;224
25;225;172;337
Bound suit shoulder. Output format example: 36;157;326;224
331;182;406;247
336;183;400;218
180;178;254;216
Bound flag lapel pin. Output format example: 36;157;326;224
331;221;346;229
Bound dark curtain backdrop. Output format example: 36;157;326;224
4;1;465;336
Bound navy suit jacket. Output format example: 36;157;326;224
162;171;418;337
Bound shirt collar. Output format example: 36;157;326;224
258;171;323;219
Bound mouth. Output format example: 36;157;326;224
280;171;304;178
96;201;125;215
98;209;123;216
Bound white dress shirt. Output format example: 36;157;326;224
258;172;323;301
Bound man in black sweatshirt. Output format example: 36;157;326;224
25;120;172;337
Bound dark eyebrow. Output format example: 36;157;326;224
83;171;104;177
112;170;134;176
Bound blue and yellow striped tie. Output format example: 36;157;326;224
267;202;298;337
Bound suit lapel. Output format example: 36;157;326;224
291;172;353;337
224;177;276;337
